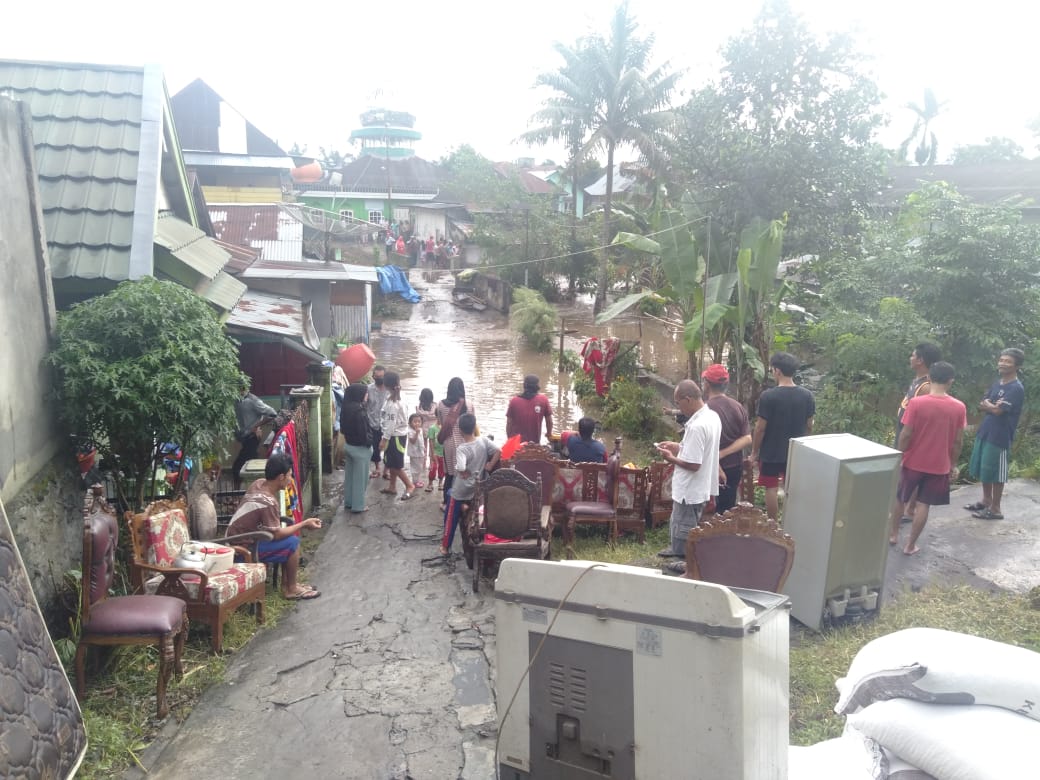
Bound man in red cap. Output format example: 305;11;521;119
701;364;752;514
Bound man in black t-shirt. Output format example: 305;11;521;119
750;352;815;520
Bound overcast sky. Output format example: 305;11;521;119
4;0;1038;165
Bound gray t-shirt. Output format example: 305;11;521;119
452;437;500;501
366;383;389;428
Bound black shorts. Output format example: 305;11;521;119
384;435;406;470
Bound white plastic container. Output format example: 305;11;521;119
494;559;790;779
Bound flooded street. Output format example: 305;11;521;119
369;270;688;450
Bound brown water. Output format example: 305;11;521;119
370;271;688;451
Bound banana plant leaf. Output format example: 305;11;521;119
594;290;658;325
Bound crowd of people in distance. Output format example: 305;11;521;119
228;337;1025;589
378;222;460;271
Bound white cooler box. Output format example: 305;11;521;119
495;559;790;779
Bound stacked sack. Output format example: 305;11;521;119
790;627;1040;780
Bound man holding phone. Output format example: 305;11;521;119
655;379;721;575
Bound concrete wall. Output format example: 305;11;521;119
0;97;83;610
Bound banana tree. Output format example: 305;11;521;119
603;208;787;406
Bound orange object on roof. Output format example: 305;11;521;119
290;161;323;183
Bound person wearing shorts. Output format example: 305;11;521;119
965;348;1025;520
888;362;966;556
751;352;815;520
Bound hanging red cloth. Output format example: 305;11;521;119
270;420;304;525
580;337;621;396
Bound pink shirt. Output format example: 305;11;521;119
901;394;967;475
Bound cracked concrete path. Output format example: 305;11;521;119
129;482;499;780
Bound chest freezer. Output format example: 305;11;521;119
495;559;790;779
782;434;901;630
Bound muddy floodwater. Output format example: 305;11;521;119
369;271;688;456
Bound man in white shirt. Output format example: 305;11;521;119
655;379;722;575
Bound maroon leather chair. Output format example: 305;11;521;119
76;490;188;719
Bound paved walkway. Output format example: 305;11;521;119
130;479;497;780
129;475;1040;778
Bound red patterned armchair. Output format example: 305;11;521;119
126;499;268;653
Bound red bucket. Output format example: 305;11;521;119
336;343;376;382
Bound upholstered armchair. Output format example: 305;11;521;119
125;499;268;653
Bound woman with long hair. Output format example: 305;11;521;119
340;383;371;513
435;377;473;507
379;371;416;500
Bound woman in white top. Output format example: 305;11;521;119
379;371;416;500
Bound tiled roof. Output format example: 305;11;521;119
209;204;303;262
0;59;155;281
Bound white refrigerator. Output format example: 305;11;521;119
782;434;901;630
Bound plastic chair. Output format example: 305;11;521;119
77;489;188;719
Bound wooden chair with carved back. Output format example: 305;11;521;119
78;488;188;718
683;503;795;593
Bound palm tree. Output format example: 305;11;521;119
526;2;680;312
899;88;947;165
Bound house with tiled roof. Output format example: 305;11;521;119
0;59;244;313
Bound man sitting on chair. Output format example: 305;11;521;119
226;453;322;601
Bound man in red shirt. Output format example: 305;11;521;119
888;361;966;556
506;375;553;444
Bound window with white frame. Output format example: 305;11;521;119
339;209;356;223
368;211;383;224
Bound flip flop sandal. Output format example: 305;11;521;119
285;589;321;601
972;509;1004;520
400;492;415;501
963;502;988;512
380;488;397;495
424;484;435;492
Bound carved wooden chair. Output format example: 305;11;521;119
647;461;674;529
503;441;559;543
467;469;548;593
683;503;796;592
562;438;623;556
125;498;268;653
77;489;188;719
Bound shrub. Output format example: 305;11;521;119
509;287;556;352
48;278;243;510
601;378;669;440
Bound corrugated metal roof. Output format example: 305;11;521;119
226;290;320;350
197;270;247;312
208;204;303;262
0;59;150;281
183;151;295;170
154;212;228;279
241;261;378;283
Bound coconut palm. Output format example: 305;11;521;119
899;88;947;165
526;2;680;312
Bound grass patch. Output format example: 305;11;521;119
553;523;1040;749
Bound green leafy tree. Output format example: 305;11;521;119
527;2;680;313
899;88;947;165
950;137;1025;166
48;278;244;510
670;0;887;263
816;182;1040;397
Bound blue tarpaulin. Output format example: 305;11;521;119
376;265;421;303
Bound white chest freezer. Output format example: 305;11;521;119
782;434;901;630
495;559;790;779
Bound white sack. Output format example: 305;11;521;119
788;730;886;780
835;627;1040;720
847;699;1040;780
